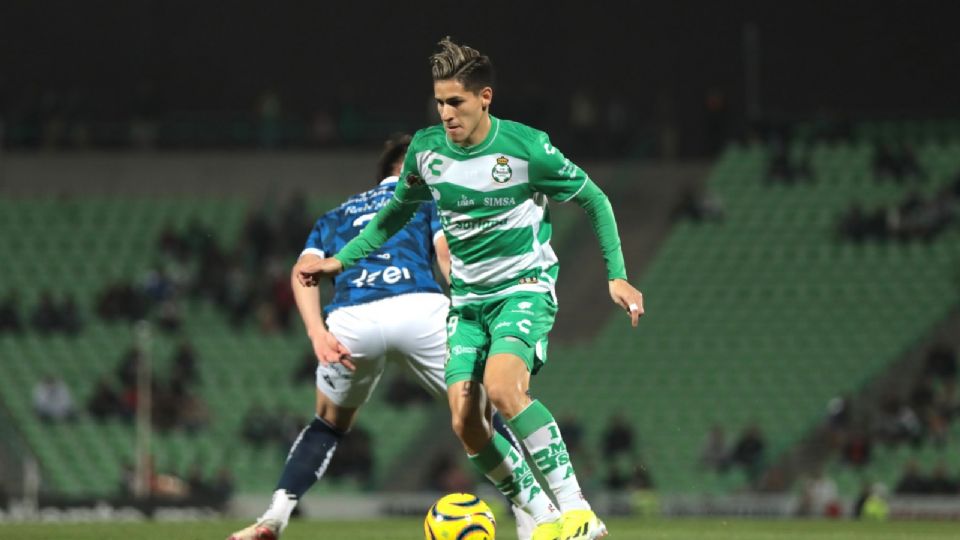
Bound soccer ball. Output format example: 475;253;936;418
424;492;496;539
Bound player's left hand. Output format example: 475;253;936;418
609;279;644;327
297;256;344;287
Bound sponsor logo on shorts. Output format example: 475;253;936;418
517;301;533;309
493;321;512;330
518;277;539;285
452;345;478;355
510;310;534;315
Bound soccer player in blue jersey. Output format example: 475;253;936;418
228;134;535;540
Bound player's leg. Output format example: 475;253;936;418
390;293;537;539
447;380;561;529
228;306;387;540
484;294;607;539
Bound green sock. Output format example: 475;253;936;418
469;432;561;524
509;400;590;511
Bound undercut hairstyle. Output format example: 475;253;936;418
376;133;412;183
430;37;495;93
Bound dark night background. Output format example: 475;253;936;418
1;0;958;156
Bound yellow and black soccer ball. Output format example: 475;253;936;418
423;493;496;539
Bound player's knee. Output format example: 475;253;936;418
483;379;525;417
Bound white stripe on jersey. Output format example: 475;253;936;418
416;151;530;192
442;198;544;241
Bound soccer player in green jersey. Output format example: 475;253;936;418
299;38;643;540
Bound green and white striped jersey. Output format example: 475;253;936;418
394;116;589;307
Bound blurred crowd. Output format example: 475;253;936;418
0;290;83;336
837;146;960;243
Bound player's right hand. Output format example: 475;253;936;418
296;257;344;287
311;330;355;371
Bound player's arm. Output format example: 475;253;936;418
293;220;355;370
299;145;432;284
427;201;451;284
530;134;644;326
434;232;451;285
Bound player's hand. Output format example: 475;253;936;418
310;329;355;371
609;278;644;327
296;256;344;287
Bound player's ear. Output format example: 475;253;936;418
480;87;493;111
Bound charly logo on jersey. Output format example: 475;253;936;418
491;155;513;183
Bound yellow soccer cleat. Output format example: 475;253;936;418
561;509;608;539
531;520;562;540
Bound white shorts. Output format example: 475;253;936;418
317;292;449;407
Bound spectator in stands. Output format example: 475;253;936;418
87;375;124;421
240;403;275;448
325;426;374;489
171;340;199;386
925;343;958;382
60;294;82;335
32;375;76;422
0;290;23;334
895;459;930;495
699;424;728;471
30;290;63;333
874;394;923;447
602;411;637;460
873;141;924;183
727;423;766;480
836;202;889;243
179;393;211;435
291;349;317;385
799;468;841;517
840;428;872;468
927;461;959;495
209;467;236;506
424;452;474;493
557;412;585;455
935;380;958;422
765;140;813;185
673;187;725;224
96;280;148;322
604;459;631;491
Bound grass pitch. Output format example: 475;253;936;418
1;518;958;539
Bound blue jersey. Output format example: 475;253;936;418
302;177;444;315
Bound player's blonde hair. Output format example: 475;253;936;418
430;37;495;93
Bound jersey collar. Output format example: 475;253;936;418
444;115;500;156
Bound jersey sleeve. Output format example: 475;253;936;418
571;180;628;281
301;212;335;259
393;133;434;204
528;132;590;203
424;201;444;243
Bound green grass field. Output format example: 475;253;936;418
1;518;958;540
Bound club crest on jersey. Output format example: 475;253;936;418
492;155;513;183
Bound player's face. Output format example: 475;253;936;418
434;79;492;146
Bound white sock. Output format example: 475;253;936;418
259;489;298;530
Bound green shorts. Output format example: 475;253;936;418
445;292;558;386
